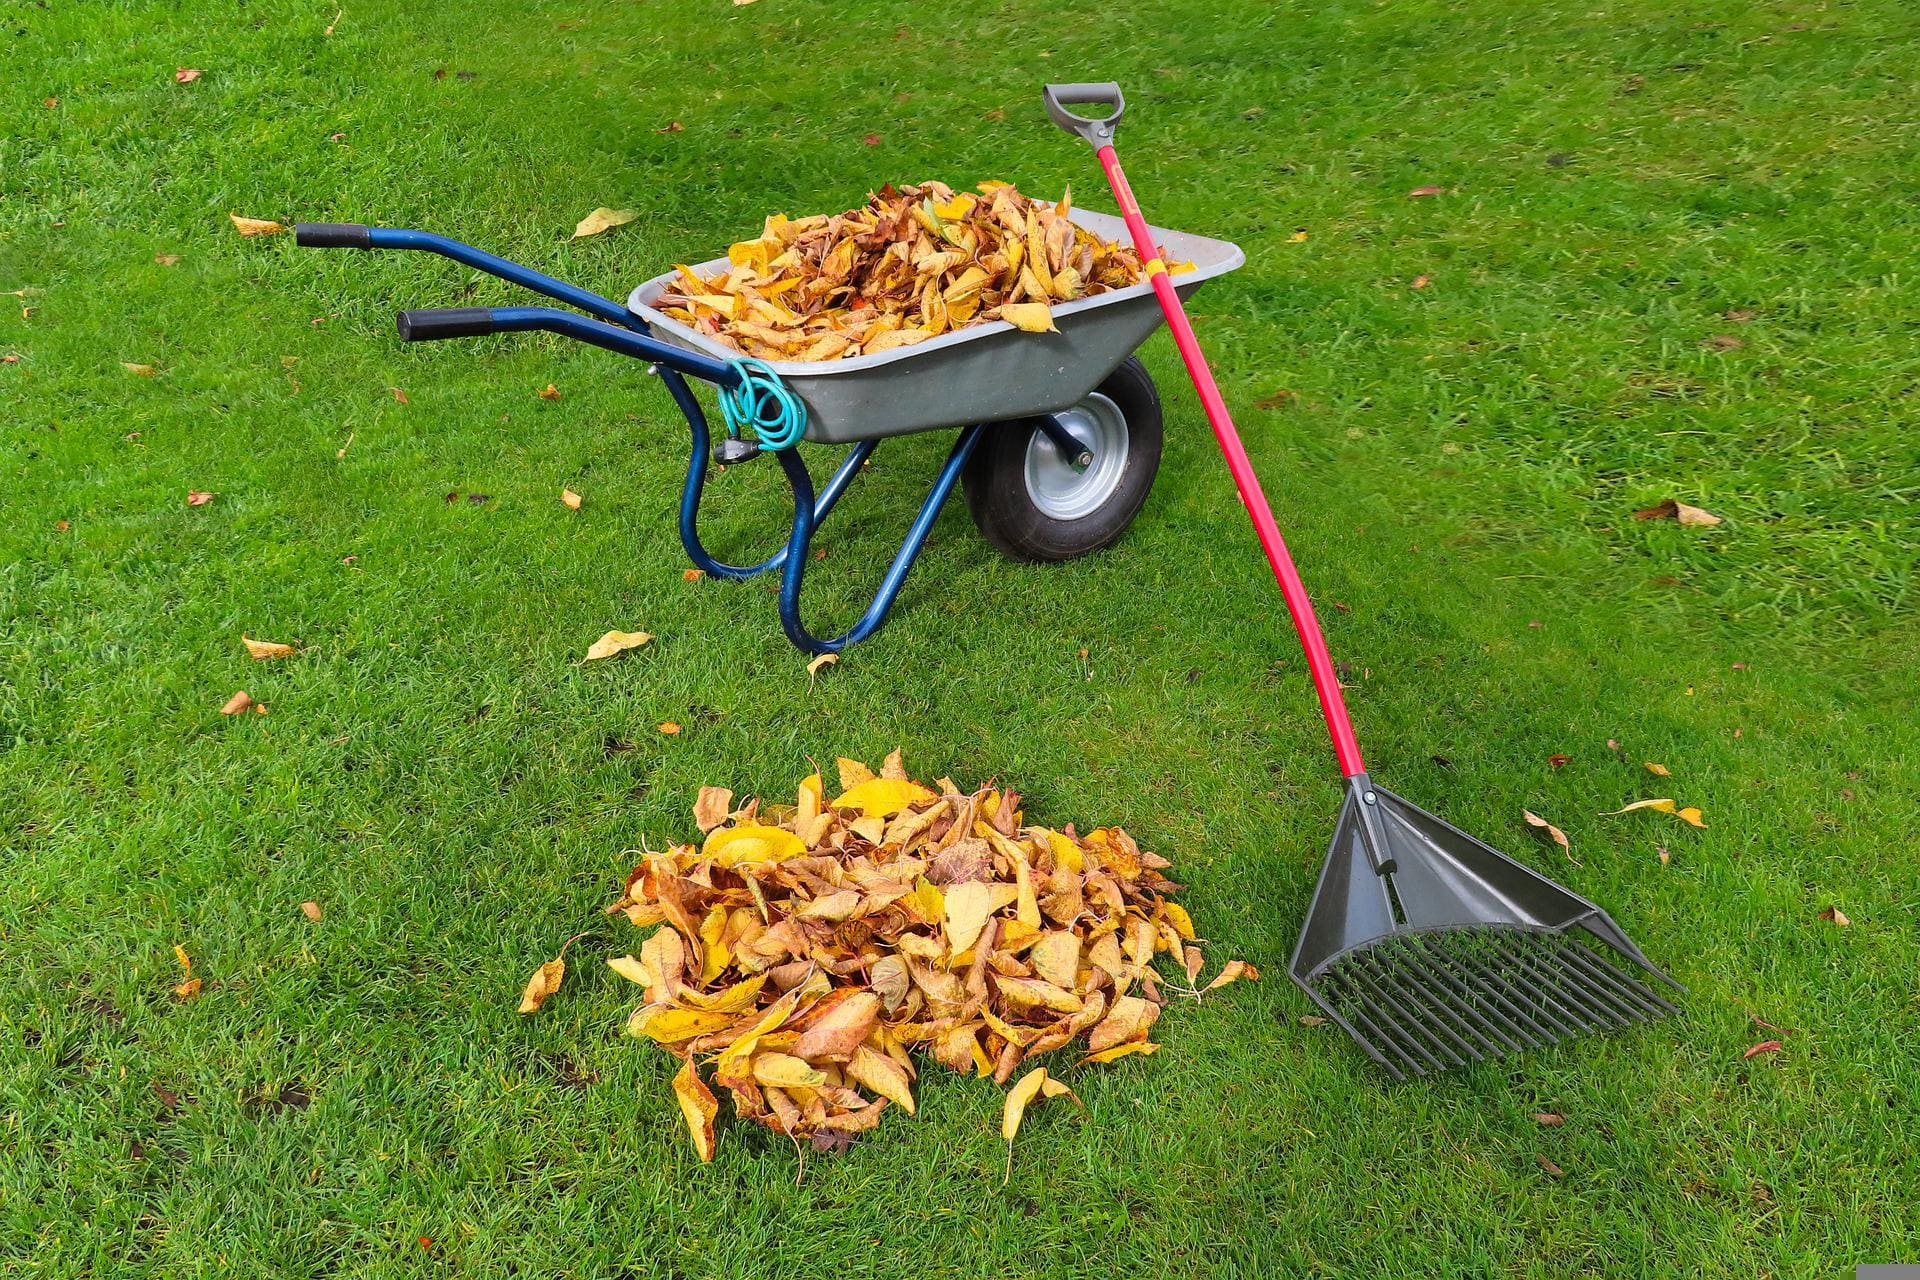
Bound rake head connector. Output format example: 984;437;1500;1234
1289;775;1681;1080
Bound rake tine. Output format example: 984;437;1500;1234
1409;936;1552;1051
1309;995;1410;1082
1497;936;1635;1036
1558;942;1679;1018
1449;938;1588;1041
1346;958;1470;1068
1318;972;1428;1077
1561;940;1682;1015
1325;969;1442;1075
1355;947;1490;1064
1391;941;1529;1056
1495;935;1618;1032
1543;941;1653;1027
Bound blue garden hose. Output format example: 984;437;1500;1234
718;357;807;451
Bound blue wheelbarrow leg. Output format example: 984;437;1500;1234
669;366;875;580
771;424;986;654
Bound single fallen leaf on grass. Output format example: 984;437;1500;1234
242;635;297;660
657;121;684;134
1547;753;1570;769
1535;1154;1565;1178
155;253;180;266
1287;229;1309;243
220;690;256;715
1632;499;1722;527
1743;1040;1783;1060
300;901;323;921
673;1060;719;1161
172;944;200;999
390;386;408;404
683;568;705;582
123;362;157;377
174;67;203;83
1411;274;1430;289
538;383;560;400
1819;905;1849;927
1600;798;1705;828
1408;184;1447;197
518;956;566;1013
229;213;287;237
806;652;837;686
1645;762;1671;776
583;630;651;661
561;488;583;510
1701;333;1744;351
658;721;681;735
573;207;637;239
1534;1111;1565;1126
1523;810;1573;857
1202;959;1259;992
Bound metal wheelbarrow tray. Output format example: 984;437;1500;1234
627;207;1243;444
293;207;1242;652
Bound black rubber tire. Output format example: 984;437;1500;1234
962;356;1163;563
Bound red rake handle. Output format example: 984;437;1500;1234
1091;142;1366;778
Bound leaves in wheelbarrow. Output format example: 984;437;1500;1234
655;181;1191;361
553;750;1254;1160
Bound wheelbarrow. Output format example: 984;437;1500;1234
293;208;1243;653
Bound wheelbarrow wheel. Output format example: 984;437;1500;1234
962;356;1162;562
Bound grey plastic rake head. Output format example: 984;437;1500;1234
1289;775;1681;1080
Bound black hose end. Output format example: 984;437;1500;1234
294;221;373;249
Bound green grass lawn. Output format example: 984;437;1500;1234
5;0;1917;1274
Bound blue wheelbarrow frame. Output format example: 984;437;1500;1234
293;210;1241;653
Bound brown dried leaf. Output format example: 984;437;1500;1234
1632;498;1722;527
300;900;322;921
672;1059;719;1161
1743;1040;1783;1060
219;690;255;715
561;488;583;510
229;213;286;236
242;635;297;661
1523;810;1572;856
518;956;565;1013
693;786;734;833
1819;905;1849;927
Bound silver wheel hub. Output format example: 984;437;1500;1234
1024;391;1129;521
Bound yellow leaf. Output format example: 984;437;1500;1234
836;756;875;790
1675;806;1706;828
999;302;1058;333
583;629;651;661
1644;762;1671;777
1043;829;1084;873
658;721;681;735
518;956;564;1013
847;1043;915;1115
906;876;945;926
241;635;297;661
1601;797;1705;827
561;488;583;510
122;362;157;376
672;1059;719;1161
1081;1040;1159;1065
1288;229;1309;243
1030;931;1080;989
676;974;767;1013
606;954;649;985
806;652;837;686
573;207;638;239
752;1052;826;1089
703;823;808;866
1002;1066;1048;1144
795;772;824;829
229;213;286;236
943;880;994;956
831;777;937;819
627;1005;738;1043
538;383;561;400
1160;900;1196;941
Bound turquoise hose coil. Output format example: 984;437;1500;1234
718;357;807;451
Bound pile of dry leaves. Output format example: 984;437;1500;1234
654;181;1187;361
541;751;1254;1161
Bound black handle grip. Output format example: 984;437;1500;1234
396;308;500;341
294;221;373;249
1042;82;1125;149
